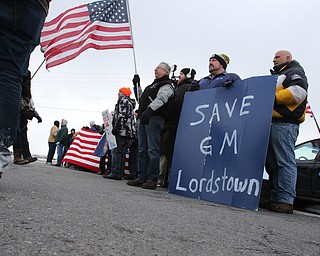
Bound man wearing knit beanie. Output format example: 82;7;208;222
119;87;132;97
199;53;241;89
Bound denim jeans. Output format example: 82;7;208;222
0;0;46;147
56;144;64;166
111;135;129;176
138;116;164;182
265;123;299;204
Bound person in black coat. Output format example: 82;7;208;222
13;71;42;165
159;68;199;187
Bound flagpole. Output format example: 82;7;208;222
312;114;320;134
31;59;46;80
126;0;138;74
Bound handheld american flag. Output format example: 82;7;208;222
306;101;320;134
306;102;314;117
40;0;133;69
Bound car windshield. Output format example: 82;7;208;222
295;140;320;161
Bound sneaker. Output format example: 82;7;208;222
142;180;157;190
127;178;145;187
269;202;293;214
46;162;53;165
0;144;11;171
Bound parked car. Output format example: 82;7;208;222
294;138;320;204
261;138;320;207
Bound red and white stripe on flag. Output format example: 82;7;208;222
63;127;103;172
40;1;133;68
306;102;313;116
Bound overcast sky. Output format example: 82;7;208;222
26;0;320;155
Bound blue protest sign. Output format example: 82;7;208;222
168;76;276;211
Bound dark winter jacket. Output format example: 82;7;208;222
35;0;51;14
199;72;241;89
270;60;308;124
55;125;68;146
165;78;199;125
20;71;41;122
138;75;174;118
160;78;199;162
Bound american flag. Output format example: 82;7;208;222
306;102;314;117
40;0;133;69
63;127;130;174
305;101;320;134
63;127;105;172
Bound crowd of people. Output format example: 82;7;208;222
102;51;308;215
0;1;309;215
49;51;307;215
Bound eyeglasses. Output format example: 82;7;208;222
155;66;167;72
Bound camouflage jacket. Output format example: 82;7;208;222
112;96;136;138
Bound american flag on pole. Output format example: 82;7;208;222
40;0;133;69
306;102;314;117
305;101;320;134
63;127;106;172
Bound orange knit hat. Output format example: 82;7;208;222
119;87;132;96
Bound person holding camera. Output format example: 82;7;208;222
159;68;199;187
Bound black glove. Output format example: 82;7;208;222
190;82;200;91
221;79;235;88
132;74;140;85
36;116;42;123
112;122;120;135
140;107;153;125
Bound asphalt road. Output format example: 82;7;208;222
1;160;319;256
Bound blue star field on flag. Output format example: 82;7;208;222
88;0;129;23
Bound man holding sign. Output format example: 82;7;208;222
168;73;277;211
199;53;241;89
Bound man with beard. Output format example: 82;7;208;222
199;53;241;89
